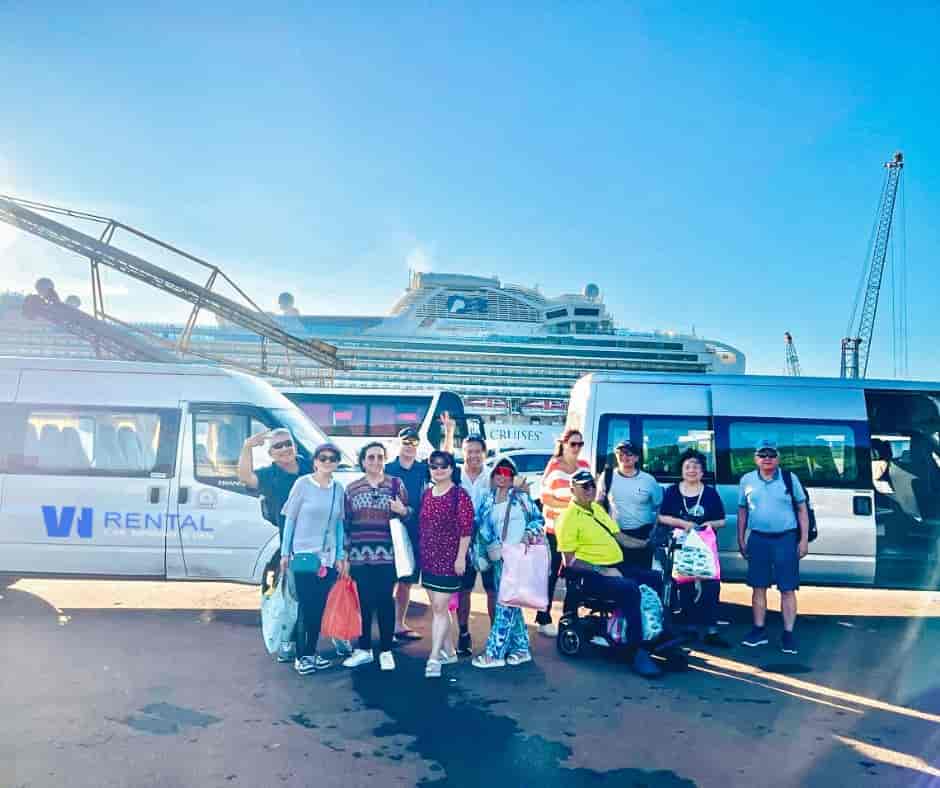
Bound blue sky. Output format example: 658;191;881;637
1;2;937;379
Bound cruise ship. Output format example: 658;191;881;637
0;273;744;418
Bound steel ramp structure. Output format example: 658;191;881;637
0;195;345;376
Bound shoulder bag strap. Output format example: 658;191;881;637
500;492;514;542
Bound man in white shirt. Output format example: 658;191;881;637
456;435;495;655
596;440;663;569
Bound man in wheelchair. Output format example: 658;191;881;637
555;469;666;677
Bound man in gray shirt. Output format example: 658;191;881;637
596;440;663;569
737;439;809;654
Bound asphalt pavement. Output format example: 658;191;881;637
3;578;940;787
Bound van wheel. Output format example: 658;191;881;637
557;625;583;657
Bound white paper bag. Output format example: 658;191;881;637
390;518;416;579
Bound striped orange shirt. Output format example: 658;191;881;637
540;457;592;533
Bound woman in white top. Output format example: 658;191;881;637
471;458;545;669
280;443;348;675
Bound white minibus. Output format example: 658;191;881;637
0;357;356;583
566;372;940;589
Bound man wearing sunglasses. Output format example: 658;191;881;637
557;469;663;678
239;428;312;539
239;428;314;663
737;440;809;654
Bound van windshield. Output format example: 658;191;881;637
271;407;356;469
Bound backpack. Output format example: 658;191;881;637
781;469;818;542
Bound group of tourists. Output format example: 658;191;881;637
244;416;811;680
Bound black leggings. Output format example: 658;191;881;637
678;580;721;629
536;532;563;625
293;568;337;658
351;563;396;652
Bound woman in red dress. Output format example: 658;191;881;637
418;450;475;678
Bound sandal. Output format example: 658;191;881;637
425;659;442;678
506;652;532;666
471;654;506;669
438;650;459;665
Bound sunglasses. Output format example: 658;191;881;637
756;451;778;459
430;462;452;470
615;448;637;455
494;467;514;478
568;441;584;448
317;454;339;463
270;440;294;451
401;437;419;446
575;481;596;489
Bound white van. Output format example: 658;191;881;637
0;357;355;584
567;371;940;590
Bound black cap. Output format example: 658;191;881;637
398;426;420;440
615;440;639;455
571;469;596;487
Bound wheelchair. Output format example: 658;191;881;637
556;527;688;669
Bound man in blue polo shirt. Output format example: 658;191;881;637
737;440;810;654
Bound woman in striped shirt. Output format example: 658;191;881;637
536;428;591;636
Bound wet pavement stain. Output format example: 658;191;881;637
121;702;221;736
349;656;697;787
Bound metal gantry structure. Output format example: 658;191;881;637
0;195;346;383
784;332;801;376
841;151;905;379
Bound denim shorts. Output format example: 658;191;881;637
746;530;800;592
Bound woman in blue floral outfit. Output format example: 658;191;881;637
471;457;544;669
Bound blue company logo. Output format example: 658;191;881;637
42;506;93;538
42;506;214;538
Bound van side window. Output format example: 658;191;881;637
641;417;715;480
193;412;271;485
725;420;859;484
9;407;177;476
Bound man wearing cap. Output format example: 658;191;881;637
596;440;663;569
386;417;457;641
737;440;810;654
556;468;664;677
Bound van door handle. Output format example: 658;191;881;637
148;486;161;504
178;487;190;505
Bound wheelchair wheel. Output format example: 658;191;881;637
557;621;584;657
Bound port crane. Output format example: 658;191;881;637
784;332;801;376
841;152;905;378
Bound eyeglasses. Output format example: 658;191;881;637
270;440;293;451
615;448;637;456
568;441;584;448
401;437;419;446
364;453;385;462
430;462;452;470
756;451;778;459
575;481;596;489
317;454;339;463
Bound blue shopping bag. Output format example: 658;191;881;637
261;569;298;655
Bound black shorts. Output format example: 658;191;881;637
461;563;496;593
422;573;462;593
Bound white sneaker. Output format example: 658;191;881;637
342;649;374;668
379;651;396;671
538;623;558;637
